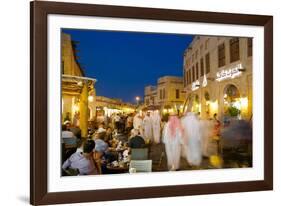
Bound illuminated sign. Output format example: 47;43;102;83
216;63;243;82
192;80;200;91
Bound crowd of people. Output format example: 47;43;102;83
61;111;161;176
61;109;252;175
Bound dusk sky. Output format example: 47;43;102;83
62;29;193;103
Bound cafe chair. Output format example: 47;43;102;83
131;148;149;160
63;168;79;176
129;160;152;173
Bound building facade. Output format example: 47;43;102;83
183;36;252;120
62;33;84;77
144;76;186;114
61;33;97;137
144;86;157;106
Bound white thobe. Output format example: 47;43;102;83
143;115;153;141
152;112;161;144
181;112;202;166
200;120;216;157
133;115;143;136
162;122;182;170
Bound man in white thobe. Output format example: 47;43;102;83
181;112;203;167
163;115;183;171
133;113;144;136
142;112;153;142
152;110;161;144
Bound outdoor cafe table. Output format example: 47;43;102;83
106;164;129;174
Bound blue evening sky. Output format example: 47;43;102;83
62;29;193;103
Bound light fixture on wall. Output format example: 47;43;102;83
238;67;246;72
77;80;83;87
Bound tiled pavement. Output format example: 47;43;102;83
148;143;251;171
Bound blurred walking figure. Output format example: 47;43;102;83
221;120;252;168
143;112;153;143
200;118;223;168
213;114;221;139
163;115;183;171
181;112;203;167
212;113;222;155
200;119;215;157
151;110;161;144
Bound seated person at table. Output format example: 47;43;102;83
104;127;113;144
62;124;77;148
93;131;109;173
93;131;109;153
91;124;106;138
128;129;145;149
69;126;81;139
97;123;106;132
62;140;98;175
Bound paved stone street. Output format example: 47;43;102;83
148;142;251;172
149;143;212;172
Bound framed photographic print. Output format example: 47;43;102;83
30;1;273;205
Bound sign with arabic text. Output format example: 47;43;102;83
216;63;243;82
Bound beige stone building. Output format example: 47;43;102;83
144;76;186;114
61;33;97;137
144;86;157;106
183;36;252;120
61;34;85;77
62;33;137;134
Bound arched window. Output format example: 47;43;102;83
224;84;241;117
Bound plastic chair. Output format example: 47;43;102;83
129;160;152;173
131;148;149;160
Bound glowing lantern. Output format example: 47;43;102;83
88;95;94;102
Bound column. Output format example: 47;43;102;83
201;89;206;119
92;88;97;119
80;81;88;138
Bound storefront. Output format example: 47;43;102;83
161;103;184;116
215;63;252;120
62;75;97;137
185;62;252;121
223;84;241;118
92;96;136;123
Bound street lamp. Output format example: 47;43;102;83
135;96;140;105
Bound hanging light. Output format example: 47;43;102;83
77;81;83;87
88;95;94;102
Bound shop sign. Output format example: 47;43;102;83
216;63;243;82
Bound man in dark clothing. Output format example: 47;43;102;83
128;129;145;148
